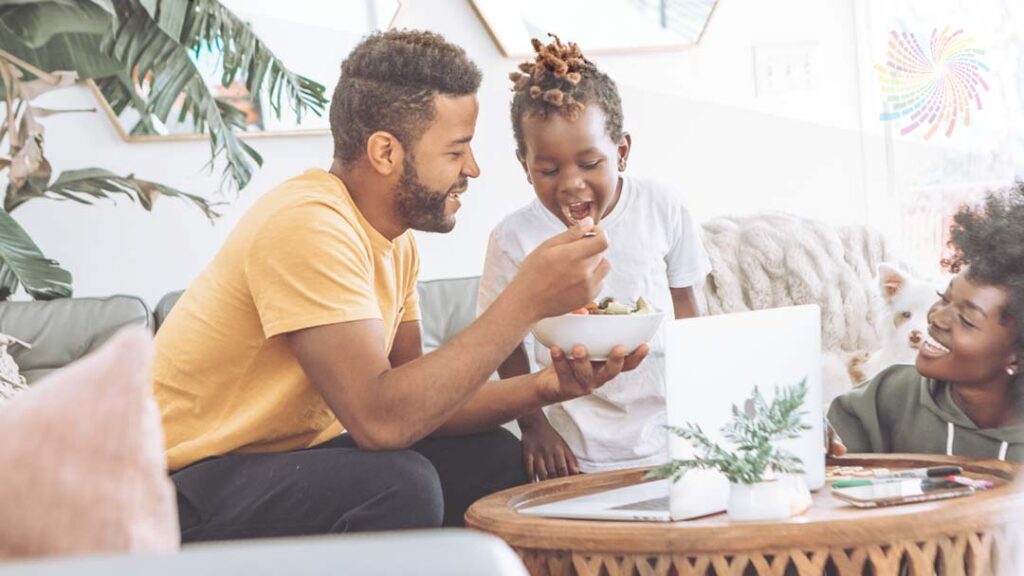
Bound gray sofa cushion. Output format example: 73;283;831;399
416;277;480;354
154;291;184;331
0;296;151;384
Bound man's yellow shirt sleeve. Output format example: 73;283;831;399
244;199;382;338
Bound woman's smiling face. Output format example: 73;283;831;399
916;271;1019;387
518;105;629;227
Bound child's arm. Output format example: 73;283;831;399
670;286;700;319
499;346;580;481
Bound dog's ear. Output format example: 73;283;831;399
877;263;908;302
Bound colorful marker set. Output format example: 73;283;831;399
830;466;992;490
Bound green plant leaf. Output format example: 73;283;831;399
135;0;326;121
2;0;324;193
0;0;113;14
43;167;222;220
0;5;121;79
102;3;264;189
99;0;325;190
0;2;111;49
660;380;809;484
0;207;71;300
0;262;16;300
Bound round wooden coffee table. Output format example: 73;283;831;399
466;455;1024;576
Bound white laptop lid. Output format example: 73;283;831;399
665;304;824;520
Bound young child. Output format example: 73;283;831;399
477;36;710;480
829;185;1024;461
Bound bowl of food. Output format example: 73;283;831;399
530;297;665;361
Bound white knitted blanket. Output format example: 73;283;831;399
697;213;897;402
0;334;30;404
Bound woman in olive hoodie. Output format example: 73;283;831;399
829;185;1024;461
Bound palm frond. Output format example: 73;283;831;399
44;168;222;220
0;206;71;300
137;0;326;121
97;0;324;190
99;4;254;189
0;2;121;79
3;0;325;192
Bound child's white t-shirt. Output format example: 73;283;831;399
477;175;711;472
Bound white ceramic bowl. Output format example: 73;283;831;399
530;311;666;361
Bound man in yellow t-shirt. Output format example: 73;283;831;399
156;30;647;541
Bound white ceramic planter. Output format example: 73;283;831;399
726;480;792;522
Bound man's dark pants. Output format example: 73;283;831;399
171;428;527;542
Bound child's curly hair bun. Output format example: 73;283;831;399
508;34;624;157
509;34;594;121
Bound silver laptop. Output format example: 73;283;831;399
520;304;825;522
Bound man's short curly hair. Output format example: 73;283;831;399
330;29;481;165
508;35;624;157
944;182;1024;355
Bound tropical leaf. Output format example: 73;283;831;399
99;2;257;189
99;0;323;189
6;124;42;193
135;0;326;121
0;2;110;48
15;70;78;101
1;0;325;192
0;261;17;300
0;0;113;14
42;167;222;220
0;207;71;300
93;70;160;134
0;5;121;80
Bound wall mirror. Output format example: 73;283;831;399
89;0;402;140
471;0;718;58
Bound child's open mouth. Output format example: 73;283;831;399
563;201;594;225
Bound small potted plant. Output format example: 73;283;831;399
647;379;811;521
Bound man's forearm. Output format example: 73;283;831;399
367;287;542;446
432;370;552;436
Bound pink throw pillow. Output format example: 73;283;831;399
0;326;179;559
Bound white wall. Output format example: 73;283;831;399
10;0;1022;304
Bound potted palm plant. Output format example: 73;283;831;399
647;379;812;521
0;0;326;300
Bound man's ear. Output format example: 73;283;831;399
516;150;532;185
617;132;632;172
365;131;404;176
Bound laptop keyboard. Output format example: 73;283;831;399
611;496;670;512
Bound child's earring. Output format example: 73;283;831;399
617;159;627;171
1007;367;1017;376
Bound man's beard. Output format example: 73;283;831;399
394;156;465;233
